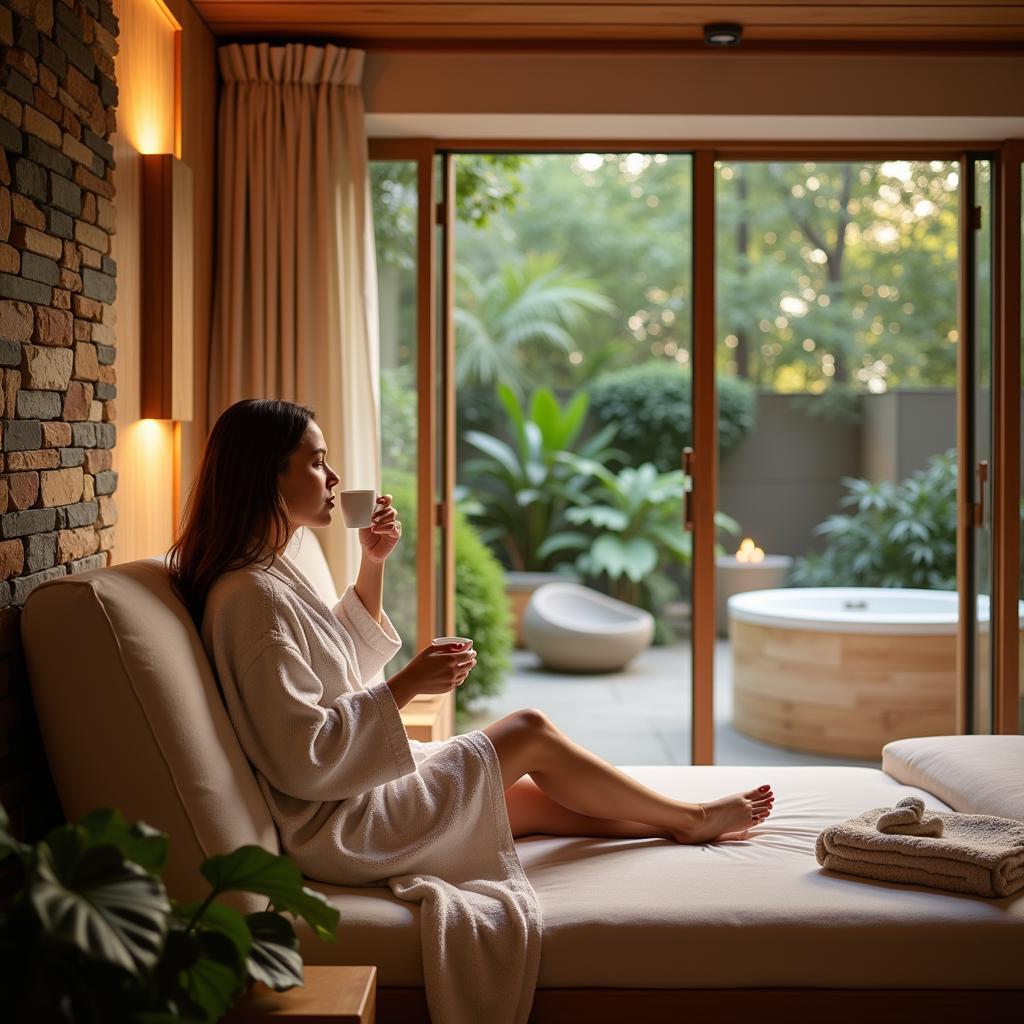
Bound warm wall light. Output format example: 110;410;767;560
141;153;194;421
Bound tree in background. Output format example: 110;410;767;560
454;253;615;401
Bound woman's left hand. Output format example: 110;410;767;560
359;494;402;564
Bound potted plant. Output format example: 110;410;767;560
457;382;625;644
549;459;741;642
0;800;339;1023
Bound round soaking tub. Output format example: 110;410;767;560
727;587;1024;759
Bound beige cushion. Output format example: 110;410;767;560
20;557;279;912
883;734;1024;821
285;527;339;605
295;764;1024;989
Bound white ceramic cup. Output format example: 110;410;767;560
431;635;473;650
338;489;377;528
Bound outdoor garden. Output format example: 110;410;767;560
370;154;1019;740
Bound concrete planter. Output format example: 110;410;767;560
505;570;579;648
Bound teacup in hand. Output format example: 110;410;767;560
339;489;377;529
431;635;473;650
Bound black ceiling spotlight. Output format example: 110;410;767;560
703;23;742;47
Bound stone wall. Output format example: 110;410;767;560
0;0;119;874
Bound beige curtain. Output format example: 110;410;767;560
210;42;380;592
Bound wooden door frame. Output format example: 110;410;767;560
369;136;1023;751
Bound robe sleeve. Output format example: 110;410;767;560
331;583;404;683
231;636;416;801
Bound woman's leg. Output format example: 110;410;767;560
482;708;774;845
504;775;674;840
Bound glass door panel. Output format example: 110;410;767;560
370;158;421;673
448;151;696;759
968;157;995;733
714;158;961;765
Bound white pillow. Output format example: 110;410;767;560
882;735;1024;821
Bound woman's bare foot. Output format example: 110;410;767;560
669;785;774;844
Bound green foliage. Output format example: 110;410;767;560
0;802;338;1024
380;365;418;475
452;502;515;719
553;460;740;642
789;449;958;589
454;252;616;401
457;383;625;572
381;468;514;712
451;154;963;395
379;469;422;673
371;155;528;272
588;363;756;472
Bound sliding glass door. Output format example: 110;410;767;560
371;138;1022;751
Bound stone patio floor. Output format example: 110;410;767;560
458;639;881;769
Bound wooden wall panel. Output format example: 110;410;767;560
110;0;216;564
189;2;1024;46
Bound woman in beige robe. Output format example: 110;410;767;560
172;399;775;1024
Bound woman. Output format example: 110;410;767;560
169;398;774;866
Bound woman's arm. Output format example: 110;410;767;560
354;555;384;625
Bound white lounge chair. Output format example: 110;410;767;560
522;581;655;672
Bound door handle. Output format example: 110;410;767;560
682;446;694;532
974;459;989;527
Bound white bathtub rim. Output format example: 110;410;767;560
726;587;1024;635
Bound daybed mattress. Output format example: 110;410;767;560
296;764;1024;989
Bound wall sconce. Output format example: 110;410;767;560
141;153;194;421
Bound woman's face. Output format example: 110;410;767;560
278;421;341;531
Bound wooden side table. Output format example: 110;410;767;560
222;965;376;1023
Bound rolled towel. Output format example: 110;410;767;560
877;796;944;838
816;806;1024;898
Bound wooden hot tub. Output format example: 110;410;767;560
728;587;1024;759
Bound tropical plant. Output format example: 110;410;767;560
789;448;960;589
588;362;756;473
548;459;741;641
0;801;338;1024
454;253;616;401
457;382;625;572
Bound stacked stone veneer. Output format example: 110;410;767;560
0;0;119;869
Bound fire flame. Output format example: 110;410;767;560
736;537;765;563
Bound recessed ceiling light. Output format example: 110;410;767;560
703;23;742;47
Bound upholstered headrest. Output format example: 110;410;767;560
883;734;1024;821
21;555;280;909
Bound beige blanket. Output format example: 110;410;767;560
816;801;1024;898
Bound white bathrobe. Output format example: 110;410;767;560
200;550;542;1024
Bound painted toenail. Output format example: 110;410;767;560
760;785;770;791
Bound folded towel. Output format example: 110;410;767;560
815;804;1024;898
876;796;944;837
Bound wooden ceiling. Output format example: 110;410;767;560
190;2;1024;48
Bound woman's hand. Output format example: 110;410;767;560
359;494;401;564
391;640;477;699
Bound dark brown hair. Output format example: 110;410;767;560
168;397;317;627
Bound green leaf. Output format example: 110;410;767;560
30;826;170;977
177;900;252;961
199;847;339;942
590;534;628;578
77;808;169;878
529;388;562;449
176;929;248;1022
464;431;521;480
565;505;629;530
245;912;304;991
621;538;659;582
0;800;32;864
536;531;590;559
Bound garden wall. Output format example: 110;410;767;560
719;390;956;557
